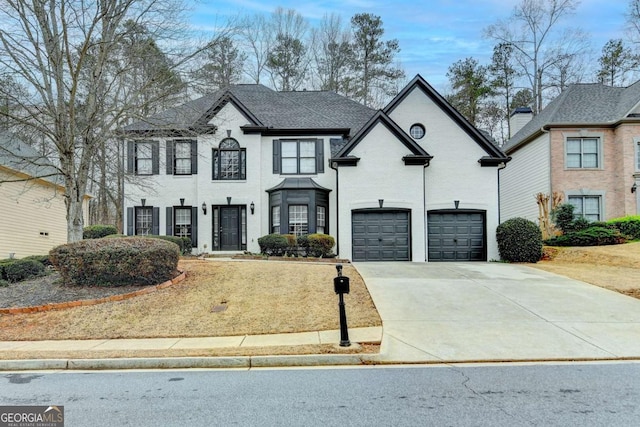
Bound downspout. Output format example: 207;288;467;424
330;160;339;257
423;164;428;261
497;161;507;224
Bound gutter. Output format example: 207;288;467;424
329;159;340;257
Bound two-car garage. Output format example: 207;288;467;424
351;209;486;262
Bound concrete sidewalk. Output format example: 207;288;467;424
0;327;382;370
355;262;640;363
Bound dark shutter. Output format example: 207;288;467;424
152;141;160;175
127;141;134;174
152;207;160;235
273;139;281;174
166;207;173;236
126;207;134;235
316;139;324;173
166;140;174;175
240;149;246;179
191;140;198;174
191;206;198;247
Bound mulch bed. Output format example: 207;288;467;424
0;272;154;309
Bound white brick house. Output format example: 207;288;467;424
123;75;509;261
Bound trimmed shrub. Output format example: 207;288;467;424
0;258;14;280
258;234;290;256
103;234;192;254
49;237;179;287
307;234;336;258
552;203;575;233
496;217;543;263
297;235;310;254
544;226;626;246
0;279;8;287
22;254;52;267
4;259;45;282
104;234;127;238
83;225;118;239
607;216;640;240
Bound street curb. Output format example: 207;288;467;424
0;354;373;371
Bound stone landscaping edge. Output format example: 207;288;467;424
0;271;187;315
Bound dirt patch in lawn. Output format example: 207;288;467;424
0;260;382;341
529;242;640;297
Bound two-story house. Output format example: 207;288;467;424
123;75;510;262
501;82;640;224
0;132;89;258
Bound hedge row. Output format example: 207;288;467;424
49;237;179;287
83;225;118;239
607;216;640;240
544;226;626;246
104;234;192;254
257;233;335;258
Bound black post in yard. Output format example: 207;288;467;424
333;264;351;347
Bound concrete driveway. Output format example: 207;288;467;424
354;262;640;363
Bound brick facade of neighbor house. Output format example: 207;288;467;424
501;82;640;224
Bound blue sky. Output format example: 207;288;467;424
190;0;632;91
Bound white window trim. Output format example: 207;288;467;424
634;136;640;172
563;131;604;170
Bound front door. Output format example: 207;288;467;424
220;206;240;250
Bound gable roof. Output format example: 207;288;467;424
384;74;510;164
124;84;376;137
504;81;640;153
333;110;432;167
0;132;62;187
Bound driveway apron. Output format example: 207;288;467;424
354;262;640;363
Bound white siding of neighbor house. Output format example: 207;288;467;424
500;134;551;223
384;86;502;261
1;168;67;258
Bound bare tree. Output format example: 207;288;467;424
310;13;354;93
0;0;197;242
484;0;582;114
239;13;273;84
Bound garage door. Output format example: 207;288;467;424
427;210;486;261
352;210;410;261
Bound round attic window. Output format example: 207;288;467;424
410;123;425;139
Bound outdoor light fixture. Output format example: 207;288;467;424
632;183;637;194
141;198;146;207
180;198;185;206
201;202;207;215
378;199;384;208
250;201;255;215
454;200;460;209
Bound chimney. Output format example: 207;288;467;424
509;107;533;138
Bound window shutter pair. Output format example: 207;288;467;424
127;206;159;234
165;140;198;175
272;139;324;174
165;206;198;246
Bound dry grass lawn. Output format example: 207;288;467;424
529;241;640;299
0;260;382;341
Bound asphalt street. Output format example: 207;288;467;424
2;362;639;426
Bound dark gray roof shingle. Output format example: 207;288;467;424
504;81;640;152
124;84;376;135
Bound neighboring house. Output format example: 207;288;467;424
123;75;509;261
0;132;89;258
501;82;640;224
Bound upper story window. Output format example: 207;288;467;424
273;139;324;175
636;140;640;171
566;137;600;169
213;138;246;180
167;139;197;175
410;123;425;139
127;140;159;175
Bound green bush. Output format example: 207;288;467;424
49;237;180;287
496;217;543;263
0;279;8;287
552;204;575;233
4;259;45;282
22;254;52;267
544;226;626;246
83;225;118;239
307;234;335;258
103;234;192;254
104;234;127;238
607;216;640;240
258;234;291;256
0;258;14;280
